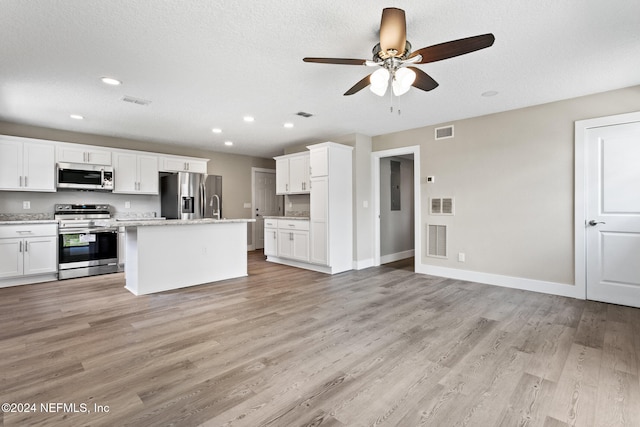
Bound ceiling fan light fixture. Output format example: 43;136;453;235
392;67;416;96
369;68;390;96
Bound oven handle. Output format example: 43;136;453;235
59;228;118;234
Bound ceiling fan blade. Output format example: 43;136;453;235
344;74;372;96
303;57;367;66
408;67;439;92
379;8;407;57
409;33;495;64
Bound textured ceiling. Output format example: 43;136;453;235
1;0;640;158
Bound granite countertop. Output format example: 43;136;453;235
95;218;255;227
263;216;310;220
0;214;57;225
0;219;58;225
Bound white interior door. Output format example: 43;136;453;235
254;170;279;250
586;121;640;308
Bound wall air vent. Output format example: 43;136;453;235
427;224;448;258
430;197;455;215
296;111;313;118
435;125;454;140
122;96;151;106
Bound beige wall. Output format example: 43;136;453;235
373;85;640;286
0;121;275;221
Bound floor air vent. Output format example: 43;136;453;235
427;224;448;258
435;125;454;140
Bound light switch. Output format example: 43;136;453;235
363;200;369;208
22;201;31;209
124;201;131;209
243;202;251;208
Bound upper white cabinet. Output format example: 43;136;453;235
56;144;112;165
113;150;159;195
274;152;310;195
160;156;208;173
0;136;56;192
309;145;329;178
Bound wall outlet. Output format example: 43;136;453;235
458;252;466;262
124;201;131;209
22;201;31;210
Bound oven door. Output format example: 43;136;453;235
58;227;118;269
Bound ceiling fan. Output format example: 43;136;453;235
303;8;495;97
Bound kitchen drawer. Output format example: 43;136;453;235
0;224;57;239
264;219;278;229
278;219;309;231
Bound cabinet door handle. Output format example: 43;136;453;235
290;232;293;241
286;184;288;192
25;176;28;187
24;241;28;252
19;241;23;252
19;176;23;187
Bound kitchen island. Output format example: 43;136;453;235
96;218;255;295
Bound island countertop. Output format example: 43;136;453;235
95;218;255;227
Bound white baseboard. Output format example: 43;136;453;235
415;264;584;300
353;258;375;270
380;250;414;265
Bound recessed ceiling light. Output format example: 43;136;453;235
481;90;498;97
212;128;222;134
284;122;294;128
70;114;84;120
224;141;234;146
243;116;254;122
101;77;122;86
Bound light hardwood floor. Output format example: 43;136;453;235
1;251;639;426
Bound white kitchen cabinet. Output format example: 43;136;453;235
307;142;353;274
309;145;329;178
277;220;309;262
274;152;310;195
0;224;58;285
113;151;159;194
160;156;208;173
309;176;328;265
0;136;56;192
56;144;111;165
264;219;278;257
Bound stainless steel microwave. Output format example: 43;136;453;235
57;163;114;191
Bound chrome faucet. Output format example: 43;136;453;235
210;194;221;219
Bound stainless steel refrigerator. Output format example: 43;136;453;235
160;172;222;220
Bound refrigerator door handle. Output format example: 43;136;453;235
200;182;206;218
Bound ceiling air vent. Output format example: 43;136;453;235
296;111;313;118
435;125;454;140
122;96;151;106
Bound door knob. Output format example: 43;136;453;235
588;220;605;226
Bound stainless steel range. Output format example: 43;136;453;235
55;204;118;279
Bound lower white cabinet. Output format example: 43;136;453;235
264;220;278;257
0;224;58;285
264;219;310;262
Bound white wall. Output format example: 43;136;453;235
379;156;414;259
373;84;640;288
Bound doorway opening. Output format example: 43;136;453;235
372;146;421;271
